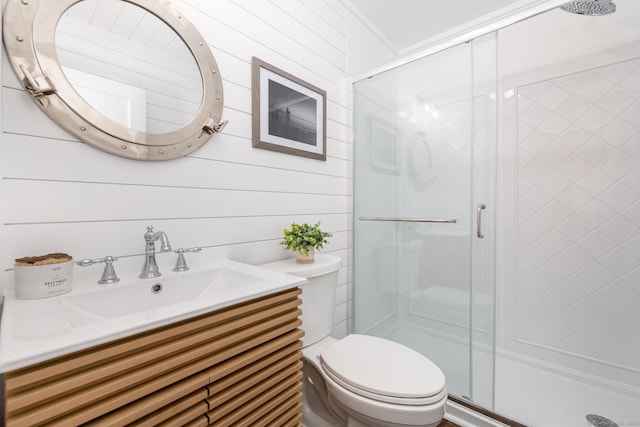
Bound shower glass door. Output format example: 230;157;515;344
353;33;497;406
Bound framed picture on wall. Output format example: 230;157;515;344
369;116;399;174
252;57;327;161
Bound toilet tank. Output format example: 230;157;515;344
261;254;341;347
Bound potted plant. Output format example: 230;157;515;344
281;221;333;263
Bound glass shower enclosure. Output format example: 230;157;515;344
355;3;640;424
353;34;497;407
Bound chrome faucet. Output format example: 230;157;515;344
139;225;172;278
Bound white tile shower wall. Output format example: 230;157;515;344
515;57;640;382
0;0;387;336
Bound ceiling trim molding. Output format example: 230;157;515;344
351;0;568;82
338;0;401;55
397;0;568;56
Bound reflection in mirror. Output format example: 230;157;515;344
408;131;436;191
55;0;203;133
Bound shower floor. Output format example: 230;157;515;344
382;324;640;427
495;353;640;427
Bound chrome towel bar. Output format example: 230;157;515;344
358;216;457;224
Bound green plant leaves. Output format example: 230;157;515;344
280;221;333;255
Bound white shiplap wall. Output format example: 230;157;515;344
0;0;370;338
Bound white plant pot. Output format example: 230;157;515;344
296;247;315;264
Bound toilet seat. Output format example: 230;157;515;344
319;334;446;406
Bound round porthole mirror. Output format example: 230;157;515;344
3;0;227;161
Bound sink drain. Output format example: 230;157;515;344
587;414;619;427
151;283;163;294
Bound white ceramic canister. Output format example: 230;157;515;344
14;260;73;299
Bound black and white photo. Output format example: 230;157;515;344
252;57;326;160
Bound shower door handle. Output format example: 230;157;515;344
476;204;486;239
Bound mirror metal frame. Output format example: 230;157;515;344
3;0;227;160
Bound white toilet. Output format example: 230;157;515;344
261;254;447;427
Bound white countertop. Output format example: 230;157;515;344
0;258;306;372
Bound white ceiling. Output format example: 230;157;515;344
346;0;543;53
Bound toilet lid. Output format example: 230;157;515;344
319;334;446;404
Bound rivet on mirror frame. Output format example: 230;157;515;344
187;143;192;148
121;145;127;150
159;150;164;155
20;0;28;4
80;126;86;131
15;36;23;43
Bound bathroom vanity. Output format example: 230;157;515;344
1;259;306;426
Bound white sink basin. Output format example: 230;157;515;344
58;259;294;326
1;258;306;372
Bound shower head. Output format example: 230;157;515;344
560;0;616;15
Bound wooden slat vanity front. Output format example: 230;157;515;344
4;287;304;426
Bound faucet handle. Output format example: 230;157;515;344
173;247;202;272
144;225;155;239
76;256;120;285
